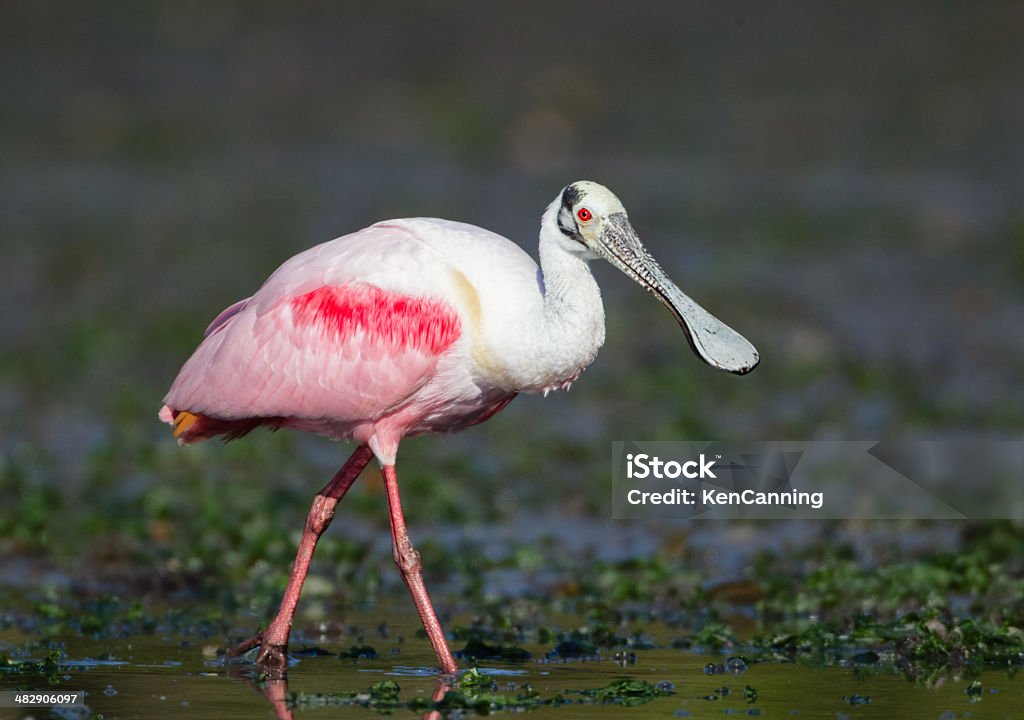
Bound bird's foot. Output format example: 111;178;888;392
223;631;263;659
223;632;290;676
255;643;290;675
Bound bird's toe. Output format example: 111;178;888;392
256;644;290;674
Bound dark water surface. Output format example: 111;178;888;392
2;606;1019;720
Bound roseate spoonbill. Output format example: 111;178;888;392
159;180;759;674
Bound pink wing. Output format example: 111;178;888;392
162;226;464;440
204;297;250;337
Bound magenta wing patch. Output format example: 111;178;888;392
289;283;461;355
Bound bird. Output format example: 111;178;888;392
159;180;759;675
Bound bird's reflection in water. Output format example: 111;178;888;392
227;662;454;720
424;678;454;720
260;676;293;720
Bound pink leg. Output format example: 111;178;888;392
382;464;459;674
225;445;374;671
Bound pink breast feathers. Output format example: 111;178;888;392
289;283;462;355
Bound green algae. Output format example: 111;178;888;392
286;671;675;713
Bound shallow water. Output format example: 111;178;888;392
2;606;1019;720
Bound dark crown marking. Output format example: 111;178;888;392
557;183;585;242
561;183;583;210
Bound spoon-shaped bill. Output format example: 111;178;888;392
598;214;760;375
653;278;760;375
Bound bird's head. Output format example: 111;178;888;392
552;180;760;375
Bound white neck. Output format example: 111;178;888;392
496;201;606;393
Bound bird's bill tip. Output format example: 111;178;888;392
663;283;760;375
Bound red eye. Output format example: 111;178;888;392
577;207;592;222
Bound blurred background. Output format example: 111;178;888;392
1;2;1022;611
